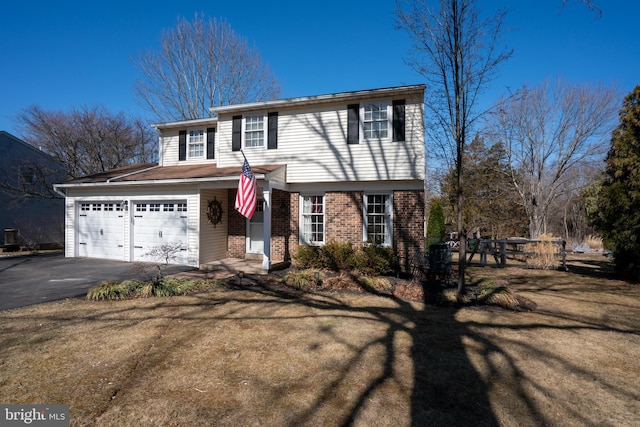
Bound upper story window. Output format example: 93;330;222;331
362;102;390;140
244;115;265;148
20;166;36;185
348;99;404;144
188;129;205;158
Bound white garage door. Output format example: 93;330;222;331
77;202;125;260
132;201;188;265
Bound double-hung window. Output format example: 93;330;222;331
188;129;205;158
362;102;390;140
244;115;265;148
364;194;392;246
301;195;325;245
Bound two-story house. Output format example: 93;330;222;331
0;131;65;250
53;85;426;271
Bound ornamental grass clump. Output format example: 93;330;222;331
86;277;225;301
86;280;142;301
282;269;321;290
476;282;537;311
357;276;394;295
526;233;561;270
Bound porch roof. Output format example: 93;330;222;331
56;163;286;187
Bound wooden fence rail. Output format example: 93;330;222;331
439;238;567;269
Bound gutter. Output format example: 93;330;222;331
54;174;260;189
53;184;66;198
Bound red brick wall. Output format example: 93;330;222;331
226;188;425;272
393;190;426;271
270;189;297;264
325;191;364;243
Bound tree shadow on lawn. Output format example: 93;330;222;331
6;266;638;426
187;279;500;427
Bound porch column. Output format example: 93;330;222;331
262;185;272;270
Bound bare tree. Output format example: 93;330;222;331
396;0;512;297
16;105;157;180
561;0;602;17
490;79;618;239
133;14;282;122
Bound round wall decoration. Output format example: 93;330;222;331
207;198;224;226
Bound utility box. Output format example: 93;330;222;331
2;228;20;251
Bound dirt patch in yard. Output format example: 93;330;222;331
0;254;638;426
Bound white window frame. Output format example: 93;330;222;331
361;101;391;142
363;193;393;247
188;129;205;159
299;194;325;245
243;114;266;148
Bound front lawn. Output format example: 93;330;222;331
0;254;638;426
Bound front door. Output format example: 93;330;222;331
247;201;264;254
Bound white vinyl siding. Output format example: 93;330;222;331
215;94;424;184
158;125;217;166
199;189;228;264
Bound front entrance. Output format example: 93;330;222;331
247;200;264;254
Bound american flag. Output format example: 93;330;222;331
234;157;257;219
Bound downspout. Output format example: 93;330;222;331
53;184;66;198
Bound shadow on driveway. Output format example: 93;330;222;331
0;252;193;311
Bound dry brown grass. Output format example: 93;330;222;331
585;234;605;251
525;233;562;269
1;254;639;426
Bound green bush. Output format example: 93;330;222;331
356;245;399;276
426;200;446;241
292;245;323;269
292;241;399;276
321;240;356;271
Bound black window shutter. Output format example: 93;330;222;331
392;99;406;142
268;112;278;149
347;104;359;144
178;130;187;161
206;127;216;159
232;116;242;151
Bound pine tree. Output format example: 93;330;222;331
595;85;640;281
426;200;446;241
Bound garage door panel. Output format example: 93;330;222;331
77;202;125;260
133;201;188;265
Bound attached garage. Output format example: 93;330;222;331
132;201;188;264
55;161;286;269
77;202;125;260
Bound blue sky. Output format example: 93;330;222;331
1;1;638;137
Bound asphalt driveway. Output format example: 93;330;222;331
0;252;193;311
